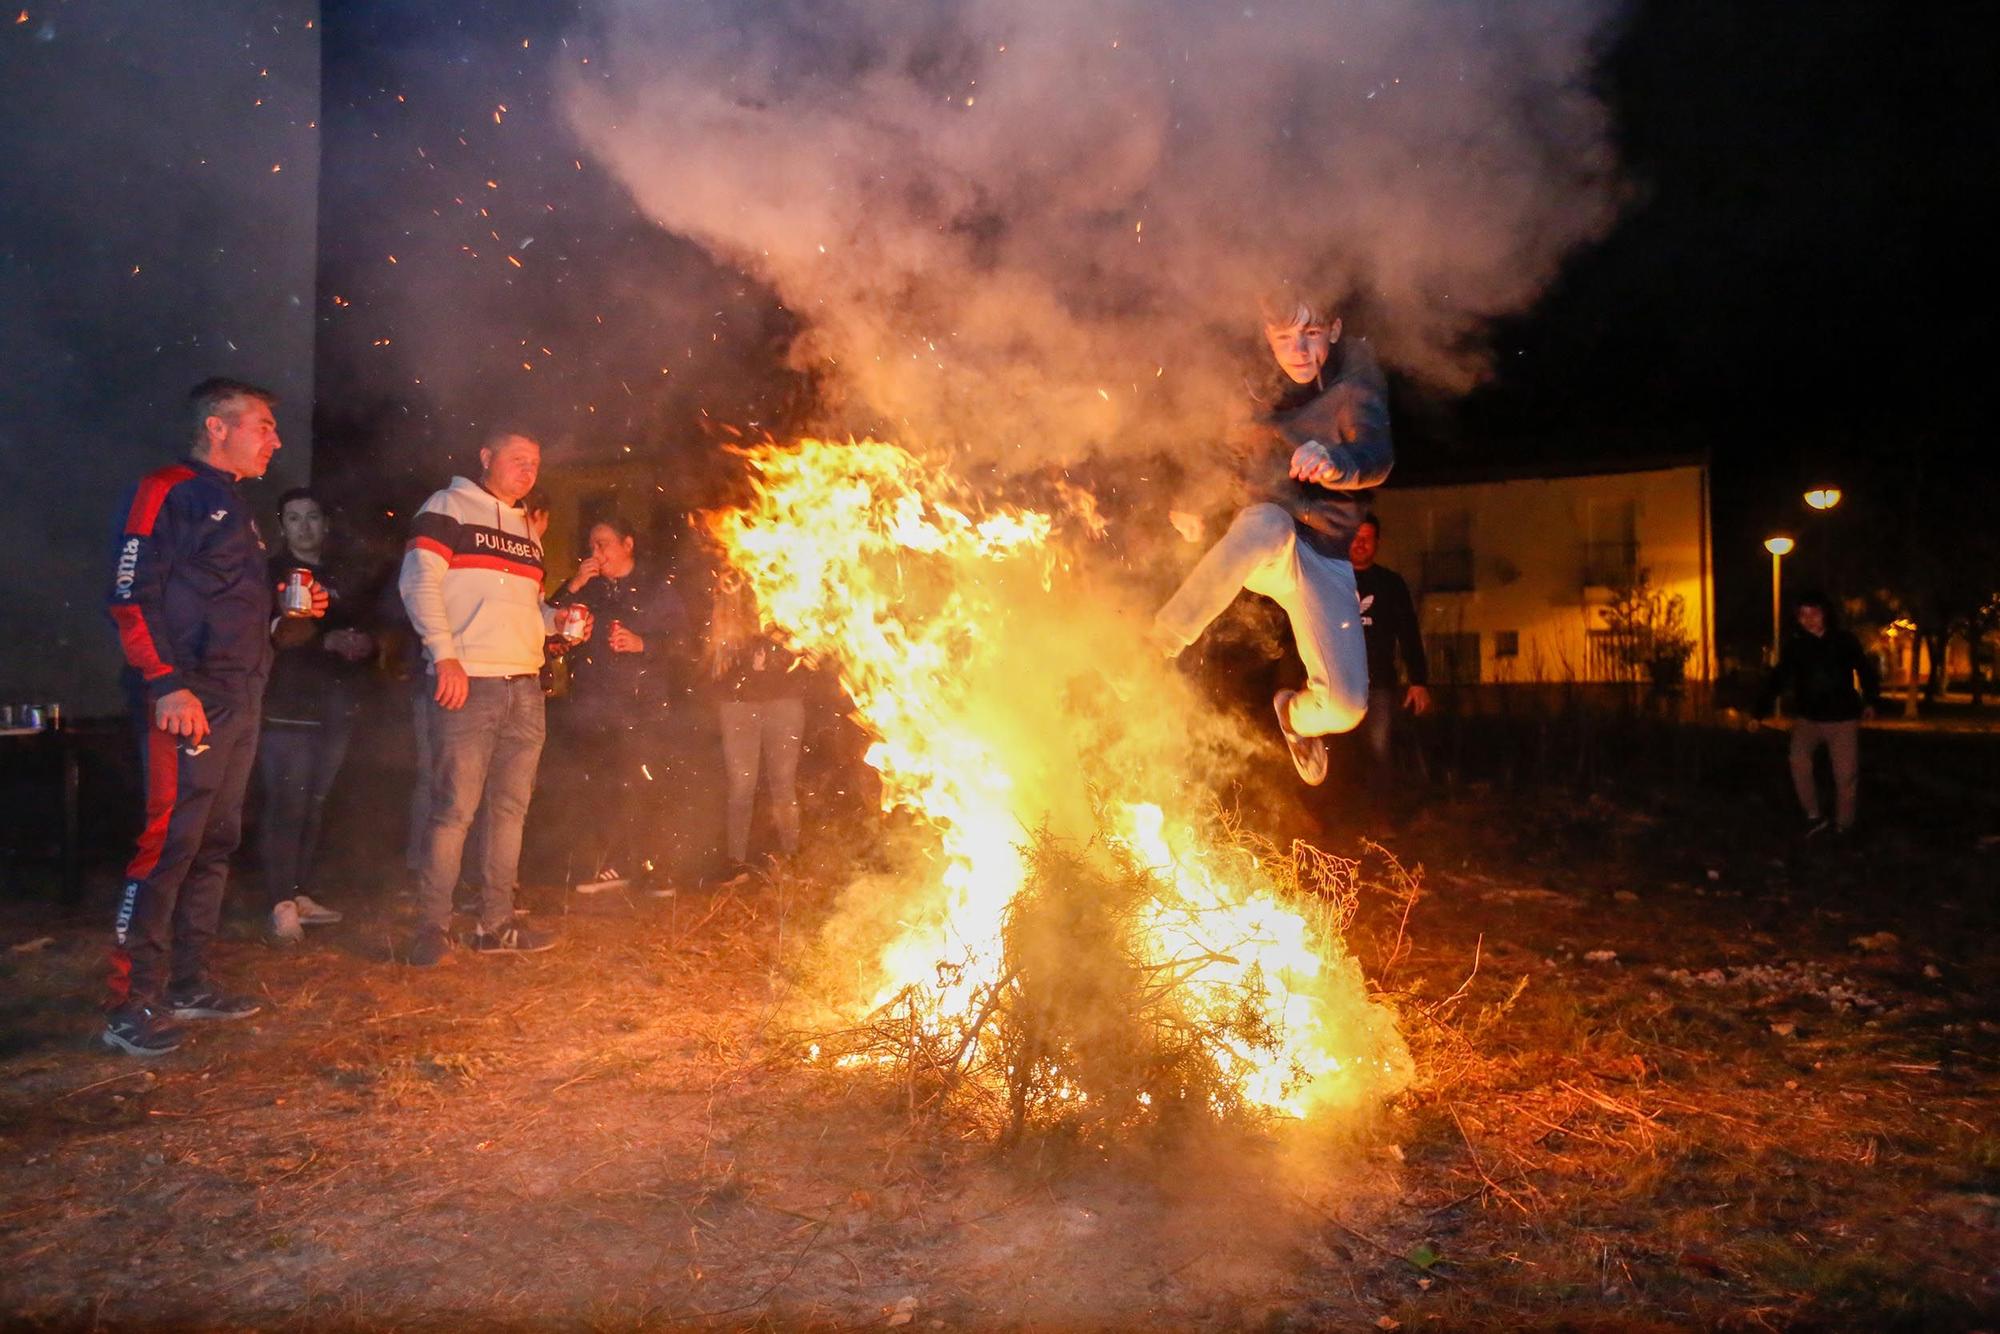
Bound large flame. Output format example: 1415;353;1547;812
709;439;1407;1121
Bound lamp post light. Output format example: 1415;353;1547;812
1804;487;1843;512
1764;535;1795;679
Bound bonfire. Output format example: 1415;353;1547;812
706;439;1409;1138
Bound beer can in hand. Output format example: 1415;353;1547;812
556;603;589;643
283;567;315;616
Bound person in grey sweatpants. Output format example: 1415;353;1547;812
707;570;805;878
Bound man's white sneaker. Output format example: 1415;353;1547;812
292;894;343;925
1273;690;1329;786
267;899;304;946
575;868;630;894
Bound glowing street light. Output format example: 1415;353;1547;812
1764;535;1794;677
1804;488;1843;511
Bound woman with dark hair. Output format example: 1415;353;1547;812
1758;591;1881;837
261;487;374;943
707;569;806;881
554;515;690;893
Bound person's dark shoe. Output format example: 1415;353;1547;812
1802;817;1832;840
470;917;557;954
1273;689;1329;787
407;925;454;967
703;861;758;889
165;986;262;1021
102;1004;185;1057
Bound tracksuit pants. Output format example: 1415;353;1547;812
110;697;261;1009
1155;503;1371;737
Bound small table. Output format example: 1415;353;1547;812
0;727;82;901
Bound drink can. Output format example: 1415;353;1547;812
283;567;314;616
556;604;589;642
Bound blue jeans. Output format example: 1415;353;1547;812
257;716;354;906
416;675;545;932
718;696;803;863
1156;504;1370;736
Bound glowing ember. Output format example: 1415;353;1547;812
708;439;1407;1124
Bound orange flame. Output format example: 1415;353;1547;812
709;439;1407;1121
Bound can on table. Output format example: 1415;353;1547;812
555;604;589;643
282;567;315;616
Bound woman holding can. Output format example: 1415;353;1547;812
259;487;373;944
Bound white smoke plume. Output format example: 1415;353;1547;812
566;0;1622;463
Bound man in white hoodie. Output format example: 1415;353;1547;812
399;432;585;964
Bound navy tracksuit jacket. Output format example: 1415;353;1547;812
106;457;273;1008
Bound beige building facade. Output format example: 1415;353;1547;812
1365;459;1714;686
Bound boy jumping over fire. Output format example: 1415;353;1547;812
1154;289;1393;785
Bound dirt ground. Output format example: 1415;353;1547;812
2;720;1997;1330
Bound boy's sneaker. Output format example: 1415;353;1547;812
471;917;557;954
1802;817;1832;840
102;1004;185;1057
267;898;304;947
574;868;630;894
165;986;262;1021
407;925;454;967
1273;690;1329;786
292;893;343;925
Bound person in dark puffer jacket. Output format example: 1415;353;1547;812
1758;591;1881;836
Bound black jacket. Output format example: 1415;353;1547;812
563;565;691;727
106;457;273;706
264;554;369;725
1354;563;1427;690
1760;627;1881;722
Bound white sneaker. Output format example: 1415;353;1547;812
1273;690;1329;786
267;899;304;946
292;893;344;925
575;868;630;894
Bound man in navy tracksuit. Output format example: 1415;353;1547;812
102;378;325;1056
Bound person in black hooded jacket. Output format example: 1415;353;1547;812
1757;591;1881;835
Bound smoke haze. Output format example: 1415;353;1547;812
567;0;1623;464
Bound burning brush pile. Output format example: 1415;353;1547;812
709;439;1409;1140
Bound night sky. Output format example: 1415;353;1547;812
2;1;1987;713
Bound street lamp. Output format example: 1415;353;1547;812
1764;535;1794;675
1804;488;1843;511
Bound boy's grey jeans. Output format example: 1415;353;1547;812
1156;503;1370;737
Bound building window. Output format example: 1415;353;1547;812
1494;630;1520;658
1422;508;1474;592
1584;497;1639;587
1433;631;1482;684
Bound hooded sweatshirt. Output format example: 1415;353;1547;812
398;476;555;677
1241;337;1395;559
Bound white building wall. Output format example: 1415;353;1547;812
1365;464;1713;684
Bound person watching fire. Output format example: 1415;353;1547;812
553;515;691;896
260;487;372;945
398;432;585;964
1153;288;1393;784
102;377;327;1057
